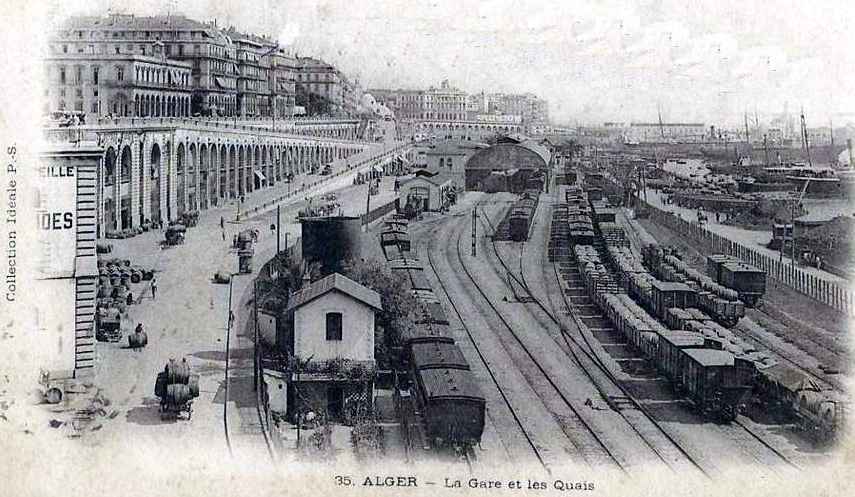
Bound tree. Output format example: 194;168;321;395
339;258;422;369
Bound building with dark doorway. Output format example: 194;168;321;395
282;273;382;422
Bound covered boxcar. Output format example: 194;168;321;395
419;302;449;325
718;262;766;307
413;367;485;447
649;280;697;320
677;348;755;421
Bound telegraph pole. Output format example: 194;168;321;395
471;208;477;257
276;204;281;255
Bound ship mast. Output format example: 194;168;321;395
657;104;665;139
800;107;813;168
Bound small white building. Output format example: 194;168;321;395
283;273;383;421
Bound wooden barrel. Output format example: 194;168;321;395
165;359;190;385
122;259;131;267
154;371;167;398
97;284;111;299
128;331;147;349
109;275;121;287
188;374;200;398
165;384;192;406
45;387;63;404
130;271;142;284
142;270;154;281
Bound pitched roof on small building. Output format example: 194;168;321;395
285;273;382;312
402;171;454;187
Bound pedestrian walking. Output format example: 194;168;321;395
228;311;235;329
151;277;158;300
220;216;224;229
222;228;226;241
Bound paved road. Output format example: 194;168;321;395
72;142;405;465
644;189;848;285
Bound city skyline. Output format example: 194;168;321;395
49;0;855;126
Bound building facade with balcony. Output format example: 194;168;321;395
50;14;245;117
231;32;271;117
271;51;298;118
45;53;193;117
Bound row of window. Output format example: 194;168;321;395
62;29;206;40
54;41;232;59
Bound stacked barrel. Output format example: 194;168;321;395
155;358;200;419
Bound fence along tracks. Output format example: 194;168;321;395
487;197;802;474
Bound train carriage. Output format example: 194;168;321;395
410;338;470;371
408;267;433;291
656;331;708;381
380;229;411;253
418;301;450;326
413;367;486;448
718;262;766;307
678;348;755;421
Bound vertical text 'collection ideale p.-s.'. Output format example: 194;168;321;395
4;144;17;302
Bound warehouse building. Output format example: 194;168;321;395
399;169;456;212
464;136;551;192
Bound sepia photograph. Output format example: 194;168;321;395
0;1;852;495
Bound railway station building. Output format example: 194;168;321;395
399;170;456;212
464;136;551;192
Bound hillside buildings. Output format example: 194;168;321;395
46;13;362;119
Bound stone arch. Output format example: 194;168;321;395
229;144;237;198
199;143;209;210
238;145;247;197
219;144;228;200
103;147;118;233
188;142;197;211
176;142;186;215
164;140;173;221
149;142;162;224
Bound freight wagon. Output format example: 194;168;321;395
677;348;755;421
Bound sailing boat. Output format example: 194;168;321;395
781;110;843;197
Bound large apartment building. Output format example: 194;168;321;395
46;13;354;119
294;57;361;116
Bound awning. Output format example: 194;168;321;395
254;170;266;181
214;77;228;89
372;165;383;173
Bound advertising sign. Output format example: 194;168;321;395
36;161;77;278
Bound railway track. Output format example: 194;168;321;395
486;196;807;474
626;212;847;392
471;199;712;478
731;318;843;393
437;202;630;473
419;216;552;473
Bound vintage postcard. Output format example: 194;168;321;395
0;1;853;496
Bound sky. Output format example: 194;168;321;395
50;0;855;126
